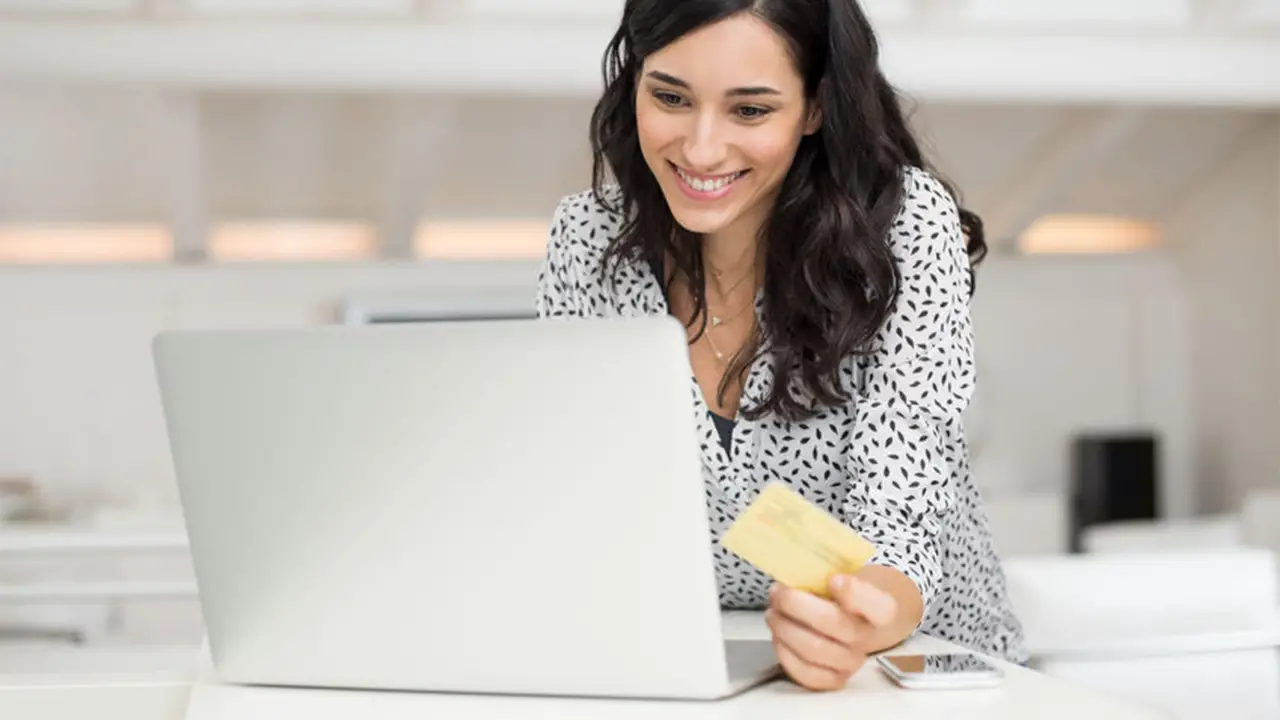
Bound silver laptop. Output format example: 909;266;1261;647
153;316;781;701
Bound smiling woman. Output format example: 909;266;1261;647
537;0;1026;693
632;22;821;246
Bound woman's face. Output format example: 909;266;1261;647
635;13;820;241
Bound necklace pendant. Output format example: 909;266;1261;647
713;349;724;360
711;315;722;326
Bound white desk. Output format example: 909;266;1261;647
0;613;1170;720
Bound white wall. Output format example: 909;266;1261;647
0;87;1264;233
969;255;1194;520
1166;119;1280;512
0;255;1196;522
0;261;539;514
0;88;592;224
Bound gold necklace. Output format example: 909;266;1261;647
688;245;760;364
706;243;757;282
705;326;738;363
706;266;752;308
703;273;757;363
704;310;756;363
704;251;758;321
709;295;753;328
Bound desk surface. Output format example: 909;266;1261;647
0;612;1168;720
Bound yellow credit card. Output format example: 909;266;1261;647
721;482;877;598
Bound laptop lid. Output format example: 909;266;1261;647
153;316;734;699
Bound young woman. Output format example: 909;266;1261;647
535;0;1027;690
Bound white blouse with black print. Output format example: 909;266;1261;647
534;166;1027;664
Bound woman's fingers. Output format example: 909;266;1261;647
771;634;852;692
769;583;861;647
765;607;865;676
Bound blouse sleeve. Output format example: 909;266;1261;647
534;198;584;319
843;170;976;626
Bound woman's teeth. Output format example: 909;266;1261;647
676;167;745;192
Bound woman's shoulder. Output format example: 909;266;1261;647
548;184;628;257
897;165;961;226
891;165;969;266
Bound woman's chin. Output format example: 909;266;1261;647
663;197;741;236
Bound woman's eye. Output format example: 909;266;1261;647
654;91;685;107
736;106;771;120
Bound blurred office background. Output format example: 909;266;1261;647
0;1;1278;717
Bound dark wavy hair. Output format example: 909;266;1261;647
589;0;986;422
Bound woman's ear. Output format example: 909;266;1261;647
803;102;823;135
803;87;824;135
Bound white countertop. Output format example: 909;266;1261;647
0;612;1168;720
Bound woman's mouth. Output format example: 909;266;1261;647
671;162;748;200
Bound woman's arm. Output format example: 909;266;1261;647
767;171;980;691
842;168;977;650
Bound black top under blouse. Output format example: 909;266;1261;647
709;411;736;454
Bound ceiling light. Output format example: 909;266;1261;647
1018;215;1161;255
210;221;377;262
0;223;172;264
414;219;549;260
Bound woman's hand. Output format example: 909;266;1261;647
764;574;900;691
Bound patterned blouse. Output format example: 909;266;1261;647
534;166;1027;664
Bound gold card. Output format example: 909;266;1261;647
721;482;877;598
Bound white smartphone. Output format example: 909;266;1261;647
876;652;1004;690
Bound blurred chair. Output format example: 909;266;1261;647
1003;549;1280;720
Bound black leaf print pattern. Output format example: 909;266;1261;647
533;167;1028;665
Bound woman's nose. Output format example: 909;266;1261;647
681;112;728;171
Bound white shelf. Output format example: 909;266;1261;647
0;0;139;12
0;528;188;556
186;0;416;14
0;20;1277;106
960;0;1193;29
0;581;198;603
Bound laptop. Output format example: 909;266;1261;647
152;316;781;701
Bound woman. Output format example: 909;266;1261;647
535;0;1027;690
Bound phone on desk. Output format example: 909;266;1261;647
876;652;1003;690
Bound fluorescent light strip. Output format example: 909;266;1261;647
0;224;172;263
1019;215;1161;255
414;219;549;260
210;221;377;262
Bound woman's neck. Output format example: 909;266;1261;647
702;223;763;293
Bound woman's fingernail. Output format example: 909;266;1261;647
831;575;848;592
